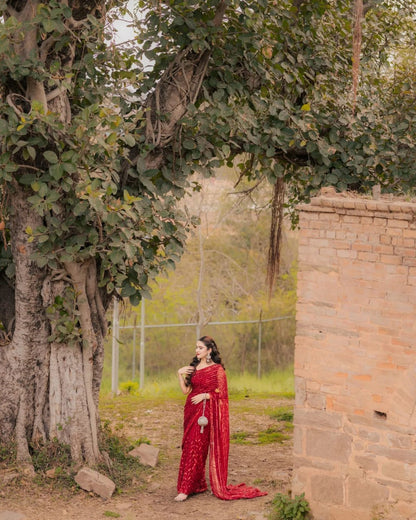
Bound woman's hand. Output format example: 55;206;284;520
191;393;209;405
177;366;194;377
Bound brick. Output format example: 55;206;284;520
337;249;358;259
380;254;402;265
357;252;379;262
307;392;326;410
403;229;416;238
381;461;416;482
352;242;373;252
354;455;378;472
306;429;351;463
367;445;416;464
389;219;409;228
386;433;412;449
373;217;387;226
373;244;394;254
395;246;416;257
294;408;343;429
309;238;330;248
344;215;361;223
310;475;344;505
380;234;392;244
347;477;389;508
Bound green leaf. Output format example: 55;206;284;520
43;151;59;164
123;134;136;147
50;163;64;180
183;139;196;150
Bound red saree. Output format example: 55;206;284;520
177;363;267;500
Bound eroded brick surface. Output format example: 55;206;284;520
294;194;416;520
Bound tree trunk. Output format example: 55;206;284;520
0;183;106;466
0;181;50;464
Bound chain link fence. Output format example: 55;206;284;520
104;302;295;390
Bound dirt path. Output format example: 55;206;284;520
0;397;293;520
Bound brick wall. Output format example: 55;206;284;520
293;194;416;520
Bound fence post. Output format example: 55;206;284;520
257;309;262;379
132;314;137;380
111;297;119;395
140;298;145;389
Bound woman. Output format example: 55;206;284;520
175;335;267;502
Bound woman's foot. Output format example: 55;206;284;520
174;493;188;502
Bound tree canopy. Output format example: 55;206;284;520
0;0;415;465
0;0;415;307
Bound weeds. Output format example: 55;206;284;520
269;406;294;423
97;420;151;489
231;427;290;445
119;380;139;394
270;493;310;520
0;442;16;464
258;428;290;444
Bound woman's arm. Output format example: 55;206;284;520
177;366;193;395
190;392;210;404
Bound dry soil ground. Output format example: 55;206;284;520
0;396;293;520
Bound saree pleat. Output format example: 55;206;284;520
177;364;267;500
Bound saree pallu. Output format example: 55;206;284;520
177;363;267;500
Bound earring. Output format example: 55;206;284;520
206;352;211;363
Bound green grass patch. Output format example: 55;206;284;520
230;431;250;444
103;512;121;518
227;367;294;399
269;406;294;423
231;425;291;446
257;428;290;444
100;367;294;401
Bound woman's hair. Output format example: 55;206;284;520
185;335;225;387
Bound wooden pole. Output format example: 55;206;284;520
140;299;145;389
111;297;119;394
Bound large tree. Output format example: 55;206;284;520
0;0;415;468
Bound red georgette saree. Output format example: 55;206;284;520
177;363;267;500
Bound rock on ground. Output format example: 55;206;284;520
74;467;115;499
128;443;160;467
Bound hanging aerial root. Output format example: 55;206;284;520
266;177;285;298
352;0;363;113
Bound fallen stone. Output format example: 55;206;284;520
74;467;115;499
0;512;27;520
128;444;159;467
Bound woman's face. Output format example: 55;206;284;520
196;341;211;362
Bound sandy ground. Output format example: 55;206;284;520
0;397;293;520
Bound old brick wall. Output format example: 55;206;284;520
293;194;416;520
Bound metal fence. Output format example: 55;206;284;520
110;299;294;393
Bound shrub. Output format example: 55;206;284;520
269;493;310;520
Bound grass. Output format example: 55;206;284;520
231;425;291;446
269;406;294;423
230;399;294;446
100;366;295;401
